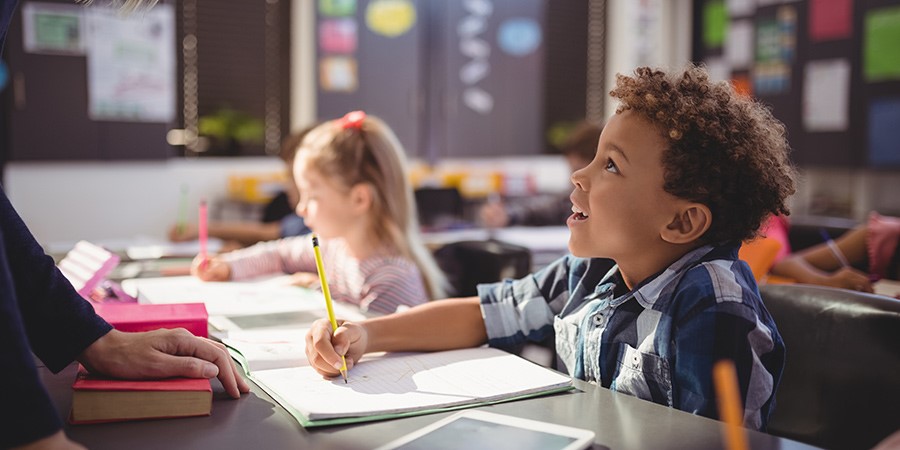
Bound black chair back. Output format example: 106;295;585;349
433;239;532;297
760;284;900;450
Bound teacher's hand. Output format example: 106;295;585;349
79;329;250;398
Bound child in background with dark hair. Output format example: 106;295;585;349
480;121;603;228
168;127;314;249
764;212;900;292
306;65;797;430
193;112;447;315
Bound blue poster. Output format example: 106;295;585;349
868;98;900;166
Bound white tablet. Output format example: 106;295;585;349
374;410;596;450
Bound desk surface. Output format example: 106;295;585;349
43;363;819;450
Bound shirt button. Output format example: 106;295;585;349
592;315;604;326
632;355;639;367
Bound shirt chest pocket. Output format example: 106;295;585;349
553;314;581;377
611;343;673;406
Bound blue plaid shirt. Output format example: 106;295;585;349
478;244;784;430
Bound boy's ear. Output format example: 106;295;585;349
661;203;712;244
349;183;373;213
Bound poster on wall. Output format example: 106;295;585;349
809;0;853;42
84;5;176;122
803;59;850;132
319;56;358;92
22;2;84;55
868;98;900;165
864;6;900;82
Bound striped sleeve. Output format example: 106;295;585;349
223;234;316;280
358;258;429;315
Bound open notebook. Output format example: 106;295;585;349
236;346;574;428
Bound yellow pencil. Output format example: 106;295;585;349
713;360;749;450
311;234;348;383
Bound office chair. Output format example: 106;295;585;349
433;239;532;297
759;284;900;450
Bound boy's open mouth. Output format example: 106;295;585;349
572;205;589;221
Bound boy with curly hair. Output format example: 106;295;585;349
305;65;797;430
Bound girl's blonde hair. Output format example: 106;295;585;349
297;113;447;300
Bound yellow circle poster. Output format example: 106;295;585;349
366;0;416;38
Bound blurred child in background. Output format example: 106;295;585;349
192;112;447;315
480;121;602;228
168;127;313;250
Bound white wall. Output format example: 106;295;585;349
4;158;283;245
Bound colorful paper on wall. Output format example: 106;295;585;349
809;0;853;42
319;0;356;17
85;5;176;122
319;56;358;92
864;6;900;82
727;0;755;17
803;59;850;132
22;2;84;55
868;98;900;165
319;18;357;53
726;20;754;69
703;0;727;48
366;0;416;38
753;7;796;96
731;74;752;97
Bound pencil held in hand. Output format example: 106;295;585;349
311;234;349;383
713;360;749;450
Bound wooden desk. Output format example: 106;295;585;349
42;363;820;450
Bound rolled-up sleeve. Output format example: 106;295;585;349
477;256;574;350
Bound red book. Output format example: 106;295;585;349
70;366;212;424
92;302;209;338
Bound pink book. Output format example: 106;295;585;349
92;302;209;338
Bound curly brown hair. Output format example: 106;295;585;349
609;65;797;245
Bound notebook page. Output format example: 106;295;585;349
251;347;572;420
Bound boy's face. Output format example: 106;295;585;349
567;110;681;260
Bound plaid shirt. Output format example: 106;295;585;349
478;244;784;430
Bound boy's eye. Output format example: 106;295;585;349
605;159;619;174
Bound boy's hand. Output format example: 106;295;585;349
79;329;251;399
191;255;231;281
305;318;367;378
825;266;874;293
168;223;199;242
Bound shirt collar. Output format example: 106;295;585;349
596;244;738;309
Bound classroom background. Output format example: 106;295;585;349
1;0;899;246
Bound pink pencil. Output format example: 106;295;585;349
198;200;208;270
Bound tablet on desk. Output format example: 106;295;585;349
374;410;595;450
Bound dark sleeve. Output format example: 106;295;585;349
0;186;112;371
261;191;293;223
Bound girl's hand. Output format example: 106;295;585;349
825;266;874;293
288;272;321;288
305;319;368;378
191;255;231;281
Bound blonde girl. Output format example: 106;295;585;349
194;111;446;314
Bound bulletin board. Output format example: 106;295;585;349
693;0;900;169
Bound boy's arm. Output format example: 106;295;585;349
306;297;486;377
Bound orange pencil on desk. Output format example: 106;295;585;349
311;234;348;383
714;360;749;450
198;200;208;271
